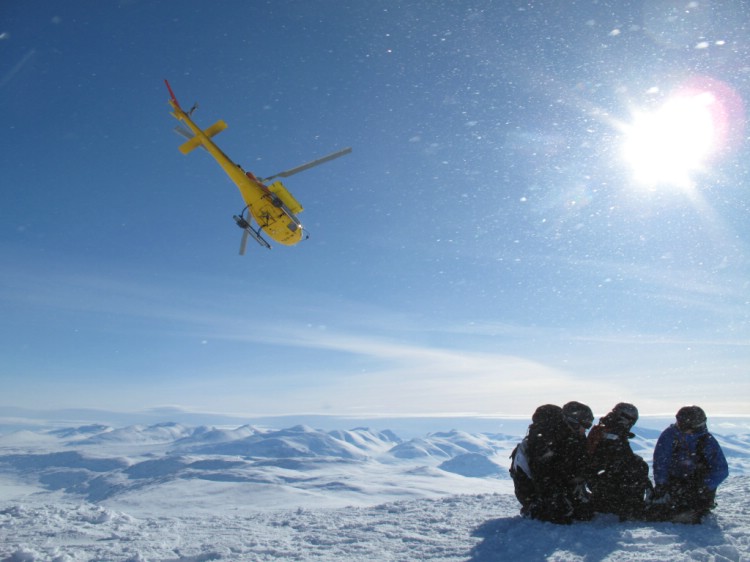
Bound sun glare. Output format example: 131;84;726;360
621;93;718;190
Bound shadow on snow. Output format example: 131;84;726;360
468;514;729;562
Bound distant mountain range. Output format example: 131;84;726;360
2;421;747;509
0;423;521;504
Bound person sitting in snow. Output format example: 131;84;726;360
650;405;729;524
510;402;594;524
586;402;653;520
559;401;596;520
509;404;560;516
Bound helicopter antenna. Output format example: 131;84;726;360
261;147;352;182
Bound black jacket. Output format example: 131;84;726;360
587;416;651;516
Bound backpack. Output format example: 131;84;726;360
510;439;532;478
509;438;535;507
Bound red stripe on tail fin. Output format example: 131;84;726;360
164;79;181;109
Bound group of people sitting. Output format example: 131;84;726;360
510;402;729;525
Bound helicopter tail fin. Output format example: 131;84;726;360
165;79;181;109
178;119;228;154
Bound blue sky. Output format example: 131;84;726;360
1;1;748;419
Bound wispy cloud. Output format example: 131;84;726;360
3;259;747;417
0;49;35;90
207;324;622;415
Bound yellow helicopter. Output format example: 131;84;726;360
165;80;351;253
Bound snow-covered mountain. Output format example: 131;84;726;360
0;423;507;508
1;421;749;561
173;424;399;459
389;429;506;460
73;422;193;446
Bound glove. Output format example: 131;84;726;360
571;478;590;502
643;483;654;502
649;485;670;506
696;487;716;510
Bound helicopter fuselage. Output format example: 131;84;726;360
167;94;304;246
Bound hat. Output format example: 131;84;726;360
676;406;707;432
612;402;639;428
532;404;563;424
562;401;594;430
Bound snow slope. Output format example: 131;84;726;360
0;421;749;561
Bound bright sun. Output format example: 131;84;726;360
621;92;719;190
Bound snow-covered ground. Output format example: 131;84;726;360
0;418;748;561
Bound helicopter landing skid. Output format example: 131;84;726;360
233;214;271;253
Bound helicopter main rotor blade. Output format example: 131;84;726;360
261;147;352;182
239;229;249;255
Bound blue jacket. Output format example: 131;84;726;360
653;424;729;491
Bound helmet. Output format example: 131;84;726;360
612;402;639;428
562;401;594;430
676;406;707;432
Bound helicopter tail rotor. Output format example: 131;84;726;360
173;124;194;141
